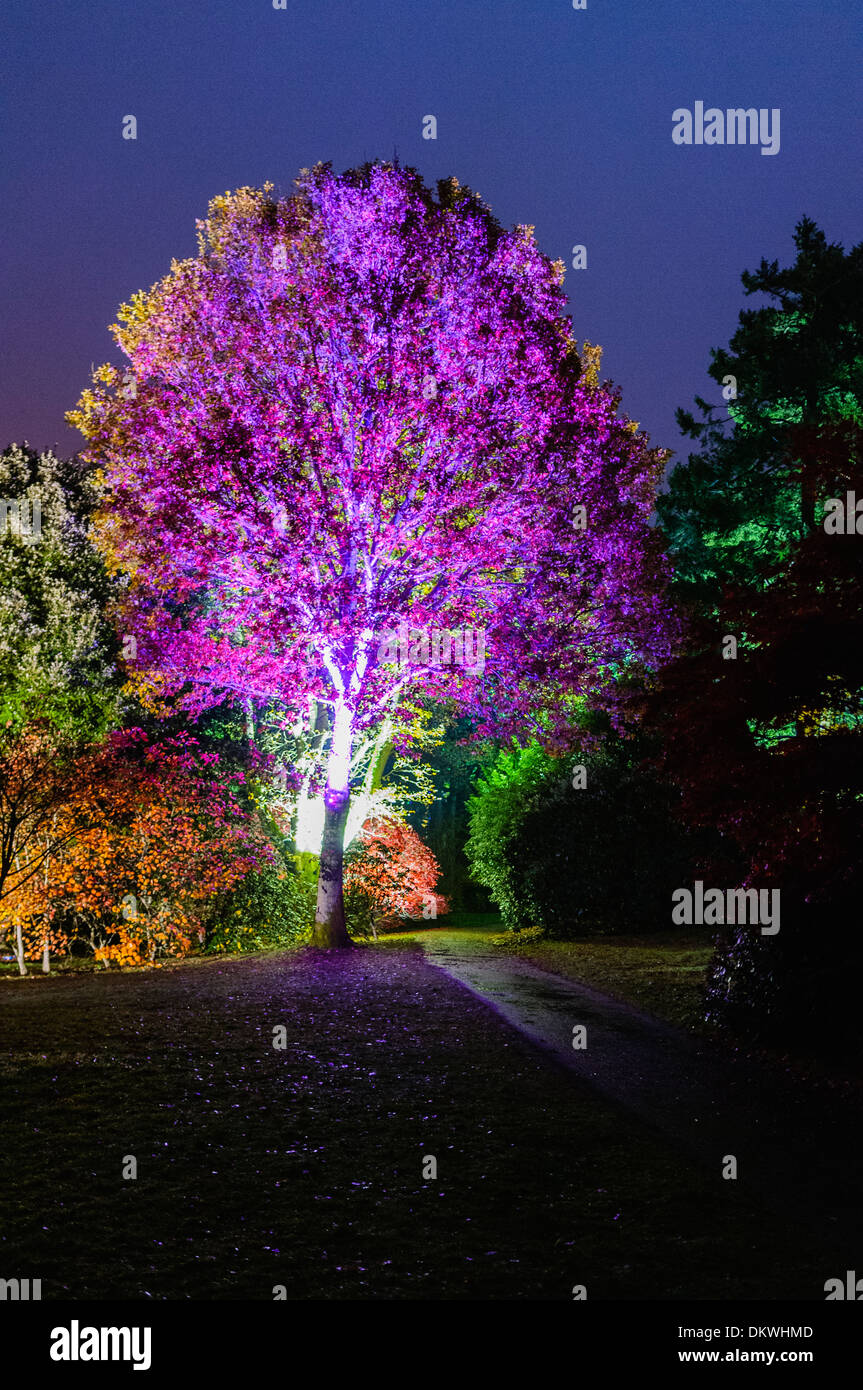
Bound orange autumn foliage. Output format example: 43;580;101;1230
0;728;272;969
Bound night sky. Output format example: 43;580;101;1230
1;0;860;463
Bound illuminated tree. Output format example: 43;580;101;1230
0;723;91;973
70;162;675;946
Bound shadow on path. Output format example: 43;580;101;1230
422;927;862;1245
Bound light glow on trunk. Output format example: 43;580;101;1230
327;701;352;796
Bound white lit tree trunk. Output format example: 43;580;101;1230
15;918;27;976
311;701;353;948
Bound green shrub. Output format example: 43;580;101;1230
343;883;380;938
205;863;315;953
466;739;694;937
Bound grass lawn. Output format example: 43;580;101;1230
488;930;714;1032
0;937;842;1299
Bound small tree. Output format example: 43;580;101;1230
344;815;447;934
0;724;90;974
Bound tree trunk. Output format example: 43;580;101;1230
15;919;27;976
311;698;355;948
801;471;816;535
312;788;352;947
42;936;50;973
799;400;818;535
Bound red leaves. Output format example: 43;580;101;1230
345;815;447;922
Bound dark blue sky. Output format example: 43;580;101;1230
1;0;860;465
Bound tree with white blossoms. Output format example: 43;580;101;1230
0;443;121;736
0;443;121;972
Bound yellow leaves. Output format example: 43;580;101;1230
119;670;177;719
117;289;154;327
66;363;128;441
65;389;100;438
579;341;603;391
94;941;144;970
91;506;134;577
203;186;273;259
115;282;172;342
